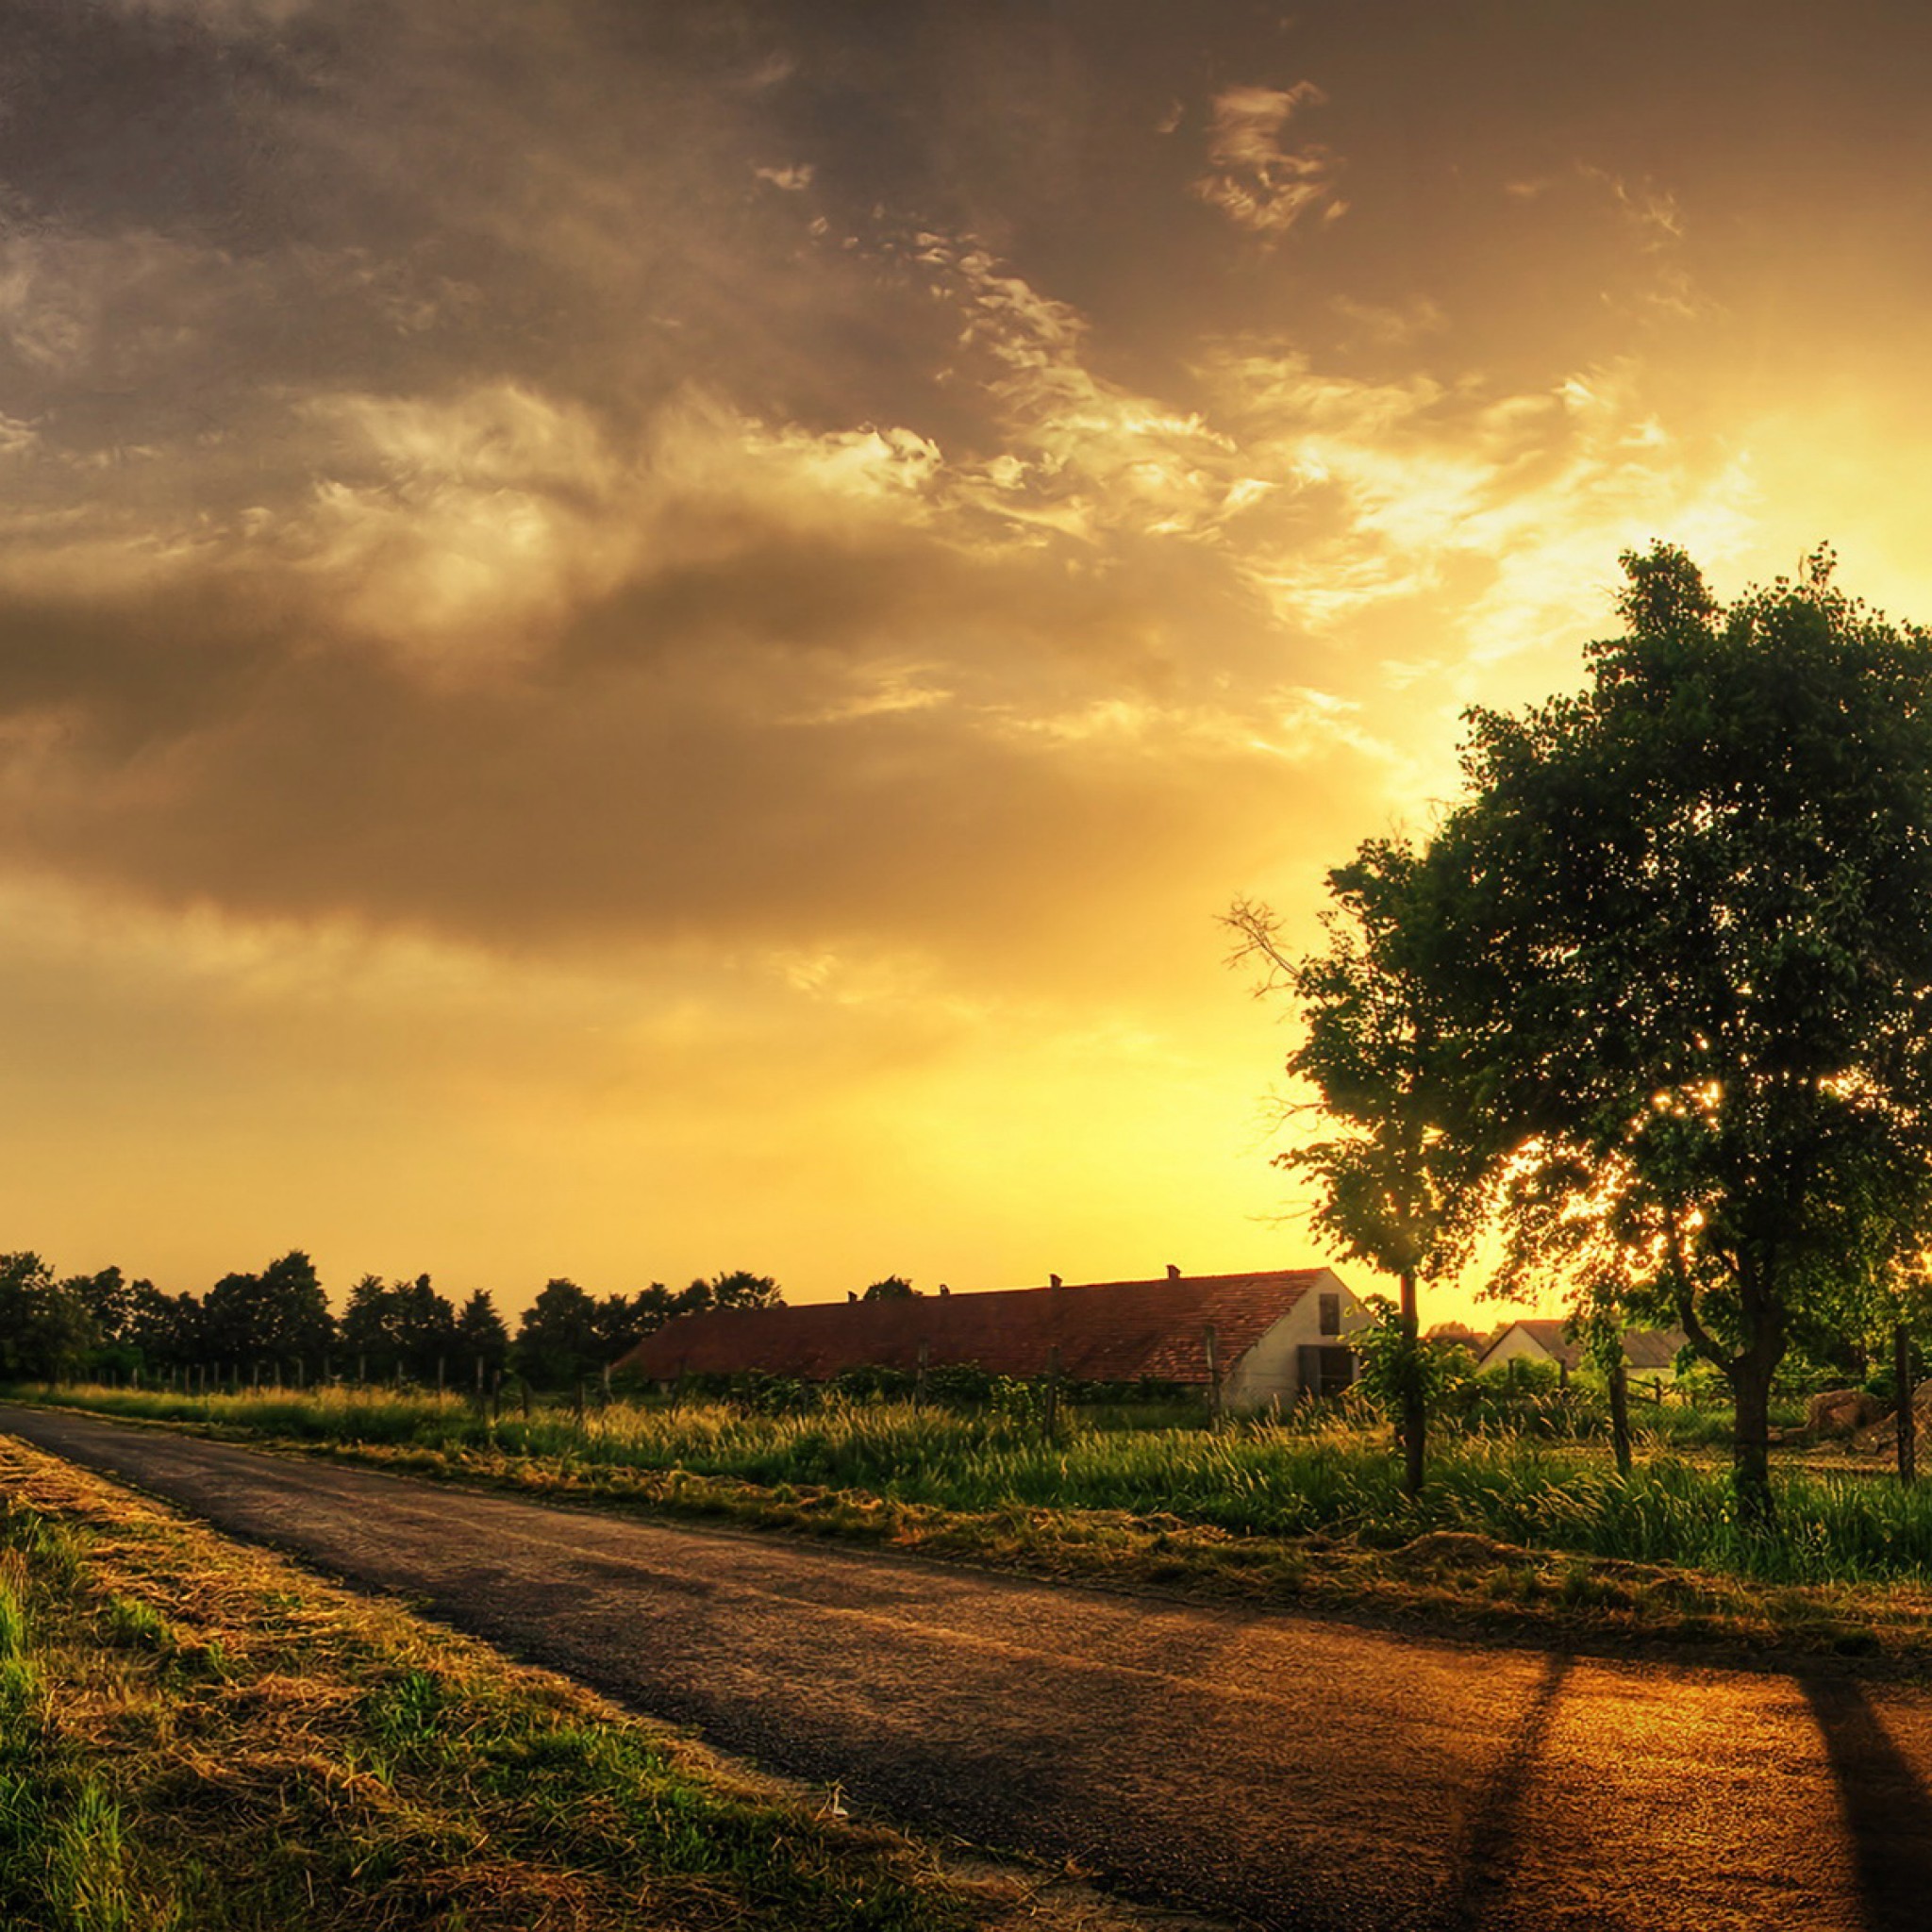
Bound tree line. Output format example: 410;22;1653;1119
1233;543;1932;1522
0;1252;783;1392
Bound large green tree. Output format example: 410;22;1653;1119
1427;544;1932;1519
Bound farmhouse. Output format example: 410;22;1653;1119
1478;1320;1687;1378
612;1266;1371;1407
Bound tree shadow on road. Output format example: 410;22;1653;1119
1438;1650;1570;1929
1801;1673;1932;1932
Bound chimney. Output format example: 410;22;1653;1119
1166;1263;1181;1281
847;1291;858;1303
938;1283;950;1297
1049;1274;1062;1290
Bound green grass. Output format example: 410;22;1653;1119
24;1381;1932;1661
22;1380;1932;1587
0;1435;1085;1932
30;1391;1932;1584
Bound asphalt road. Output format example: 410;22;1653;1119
4;1403;1927;1932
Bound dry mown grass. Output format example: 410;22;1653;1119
0;1439;1211;1932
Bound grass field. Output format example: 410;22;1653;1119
0;1433;1151;1932
15;1382;1932;1664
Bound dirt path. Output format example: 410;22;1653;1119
5;1401;1928;1931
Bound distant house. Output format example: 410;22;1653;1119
611;1266;1372;1408
1478;1320;1687;1377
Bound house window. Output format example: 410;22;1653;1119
1319;1292;1341;1336
1298;1344;1357;1399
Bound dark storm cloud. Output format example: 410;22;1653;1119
6;0;1909;988
0;548;1331;966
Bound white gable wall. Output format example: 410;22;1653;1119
1223;1269;1370;1408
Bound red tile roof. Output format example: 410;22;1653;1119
612;1269;1337;1385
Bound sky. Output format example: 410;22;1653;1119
8;0;1932;1326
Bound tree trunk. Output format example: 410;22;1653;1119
1607;1357;1632;1478
1398;1269;1424;1498
1897;1322;1917;1488
1728;1351;1776;1527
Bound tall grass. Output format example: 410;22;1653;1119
24;1381;1932;1588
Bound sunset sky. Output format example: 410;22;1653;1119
8;1;1932;1325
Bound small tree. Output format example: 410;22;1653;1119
861;1276;918;1301
1227;843;1493;1496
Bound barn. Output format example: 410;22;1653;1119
611;1266;1370;1408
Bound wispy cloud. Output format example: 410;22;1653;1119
1193;82;1343;238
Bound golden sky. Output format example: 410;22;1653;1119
7;0;1932;1325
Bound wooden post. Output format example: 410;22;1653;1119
475;1356;485;1402
602;1362;612;1406
1898;1322;1917;1488
916;1341;929;1408
358;1352;366;1387
1397;1267;1424;1498
491;1369;503;1424
1204;1324;1223;1430
520;1377;531;1421
1042;1345;1061;1441
1608;1356;1632;1477
251;1361;259;1393
438;1355;446;1399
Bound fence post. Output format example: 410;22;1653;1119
1042;1345;1061;1441
1204;1324;1223;1430
358;1353;367;1387
602;1362;612;1407
1898;1322;1917;1488
438;1355;446;1400
916;1341;929;1409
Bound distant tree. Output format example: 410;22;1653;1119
706;1270;783;1311
861;1276;918;1301
124;1281;203;1372
70;1267;130;1346
388;1274;459;1382
513;1278;602;1390
202;1251;335;1375
0;1254;99;1382
590;1288;675;1360
340;1274;396;1380
455;1290;509;1384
